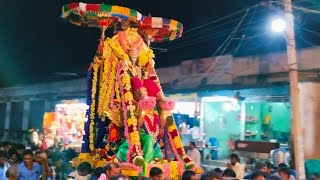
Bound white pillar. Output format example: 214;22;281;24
240;101;246;140
22;101;30;130
199;98;205;141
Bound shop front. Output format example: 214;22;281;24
42;100;87;150
200;96;291;161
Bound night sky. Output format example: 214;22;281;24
0;0;319;87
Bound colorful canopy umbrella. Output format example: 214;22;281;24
62;2;144;28
61;3;184;43
139;17;183;43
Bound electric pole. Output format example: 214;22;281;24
284;0;306;179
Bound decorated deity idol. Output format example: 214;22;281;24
62;3;202;177
82;20;193;167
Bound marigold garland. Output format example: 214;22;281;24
109;37;130;61
97;39;113;118
169;161;179;179
138;48;154;67
103;56;118;113
167;115;195;168
89;60;99;151
97;56;111;118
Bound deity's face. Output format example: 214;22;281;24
127;27;139;36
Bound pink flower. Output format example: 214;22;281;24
138;97;156;110
161;99;175;110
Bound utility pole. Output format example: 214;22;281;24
284;0;306;179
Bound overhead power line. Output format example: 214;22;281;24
159;8;264;48
182;5;259;35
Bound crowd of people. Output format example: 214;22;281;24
0;141;77;180
1;141;319;180
222;153;319;180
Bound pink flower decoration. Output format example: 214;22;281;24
139;97;156;110
161;99;175;110
163;164;171;178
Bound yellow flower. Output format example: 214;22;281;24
124;92;134;102
110;40;129;60
168;125;176;132
138;54;149;67
173;137;182;148
122;74;131;85
89;65;98;151
127;118;137;126
147;49;154;58
170;161;179;179
130;133;136;141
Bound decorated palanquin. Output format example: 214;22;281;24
62;3;203;178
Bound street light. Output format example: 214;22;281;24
269;0;306;178
271;18;287;33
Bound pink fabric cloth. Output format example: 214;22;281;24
131;77;143;90
143;79;160;97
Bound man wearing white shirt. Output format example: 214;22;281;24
227;153;245;179
187;142;201;166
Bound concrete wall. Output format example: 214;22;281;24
299;82;320;159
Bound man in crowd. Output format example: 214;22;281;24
35;151;52;179
68;162;93;180
18;150;44;180
273;163;295;180
182;170;197;180
187;142;201;166
200;170;222;180
277;163;296;179
265;161;275;178
0;150;11;180
2;142;12;152
278;167;291;180
149;167;163;180
252;171;266;180
244;161;268;179
98;163;121;180
222;168;236;179
227;153;244;179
